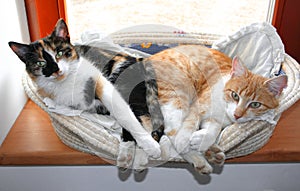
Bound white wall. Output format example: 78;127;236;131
0;0;29;145
0;163;299;191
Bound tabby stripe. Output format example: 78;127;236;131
108;57;143;84
103;59;116;78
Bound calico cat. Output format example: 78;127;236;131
8;19;161;159
140;45;287;173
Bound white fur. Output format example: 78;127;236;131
37;52;161;159
36;56;98;111
160;102;186;135
204;75;233;126
225;102;237;122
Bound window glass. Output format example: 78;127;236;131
66;0;274;42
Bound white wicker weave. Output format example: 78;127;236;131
22;32;300;163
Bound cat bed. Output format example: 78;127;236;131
22;23;300;164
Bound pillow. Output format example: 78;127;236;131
212;22;285;78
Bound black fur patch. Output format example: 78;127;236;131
41;50;59;77
75;45;120;72
84;77;96;106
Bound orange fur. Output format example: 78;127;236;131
146;45;232;111
95;76;104;99
143;45;285;173
146;45;281;122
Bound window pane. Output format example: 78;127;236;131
66;0;273;42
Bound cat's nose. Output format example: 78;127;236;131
234;114;242;120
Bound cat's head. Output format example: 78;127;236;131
8;19;77;81
224;56;287;123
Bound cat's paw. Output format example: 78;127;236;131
195;162;213;174
183;151;213;174
205;144;225;166
190;129;214;152
136;135;161;159
117;141;135;171
159;135;172;161
133;148;149;172
95;100;110;115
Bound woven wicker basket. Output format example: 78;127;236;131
22;32;300;163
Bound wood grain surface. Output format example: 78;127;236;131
0;100;299;165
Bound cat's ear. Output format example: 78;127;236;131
51;19;70;41
264;75;288;97
231;56;248;78
8;41;30;63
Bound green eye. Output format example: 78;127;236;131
36;61;46;67
249;102;262;109
56;51;63;58
231;91;239;102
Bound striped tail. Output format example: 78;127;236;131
143;60;165;142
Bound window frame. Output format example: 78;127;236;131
24;0;299;61
25;0;67;41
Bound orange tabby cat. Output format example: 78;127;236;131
144;45;287;173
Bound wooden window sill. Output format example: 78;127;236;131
0;100;300;165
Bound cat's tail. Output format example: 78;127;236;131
143;60;165;142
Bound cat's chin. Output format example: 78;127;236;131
50;73;67;81
55;74;67;81
226;113;250;124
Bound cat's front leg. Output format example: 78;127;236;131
190;118;222;152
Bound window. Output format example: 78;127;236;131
24;0;299;61
66;0;275;42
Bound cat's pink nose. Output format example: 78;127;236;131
234;114;242;120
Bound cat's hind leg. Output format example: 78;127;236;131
94;74;161;158
117;141;135;171
162;102;212;174
177;105;213;174
117;141;149;172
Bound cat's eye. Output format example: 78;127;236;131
249;102;261;109
231;91;239;102
56;51;64;59
36;61;46;67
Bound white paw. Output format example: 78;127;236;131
117;141;135;170
183;151;213;174
159;135;172;160
133;148;149;171
136;135;161;159
190;129;214;152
